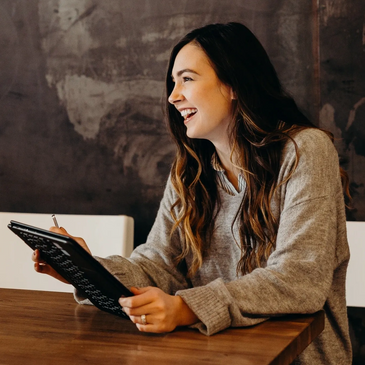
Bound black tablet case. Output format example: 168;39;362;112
8;220;132;318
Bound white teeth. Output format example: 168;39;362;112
180;108;197;119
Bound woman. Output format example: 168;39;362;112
33;23;352;364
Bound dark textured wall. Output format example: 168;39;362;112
319;0;365;220
318;2;365;363
0;0;318;246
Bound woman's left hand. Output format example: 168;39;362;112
119;287;198;333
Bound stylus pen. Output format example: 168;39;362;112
51;214;59;228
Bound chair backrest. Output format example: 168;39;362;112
346;221;365;307
0;212;134;292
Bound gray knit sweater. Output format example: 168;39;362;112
76;129;352;364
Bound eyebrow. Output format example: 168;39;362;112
171;68;199;80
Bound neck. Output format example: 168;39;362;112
214;144;241;191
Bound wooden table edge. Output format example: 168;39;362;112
270;310;325;365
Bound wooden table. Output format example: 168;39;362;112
0;288;324;365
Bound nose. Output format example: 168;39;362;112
168;84;184;105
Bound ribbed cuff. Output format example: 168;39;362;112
176;279;232;336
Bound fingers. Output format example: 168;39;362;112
129;314;148;325
34;261;51;274
120;292;153;317
33;252;53;275
49;227;92;255
32;250;48;273
31;249;70;284
122;302;155;318
128;314;163;333
119;287;180;333
49;226;67;234
129;315;175;334
119;287;154;324
119;287;154;310
32;249;46;263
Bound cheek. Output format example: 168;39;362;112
210;94;233;117
194;88;218;111
186;87;204;102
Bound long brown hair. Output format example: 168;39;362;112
165;23;349;277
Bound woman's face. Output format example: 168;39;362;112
168;43;234;147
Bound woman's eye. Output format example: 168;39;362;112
183;77;193;82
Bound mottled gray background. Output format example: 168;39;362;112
0;0;364;362
0;0;320;246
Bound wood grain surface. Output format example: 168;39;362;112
0;288;324;365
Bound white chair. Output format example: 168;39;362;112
346;221;365;307
0;212;134;292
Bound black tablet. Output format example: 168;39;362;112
8;220;133;318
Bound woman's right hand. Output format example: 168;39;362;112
31;226;92;284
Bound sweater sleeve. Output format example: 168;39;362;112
74;175;191;304
176;129;348;335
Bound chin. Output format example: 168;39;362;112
186;130;200;139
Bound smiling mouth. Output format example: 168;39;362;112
180;108;198;121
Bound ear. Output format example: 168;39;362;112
230;88;237;100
